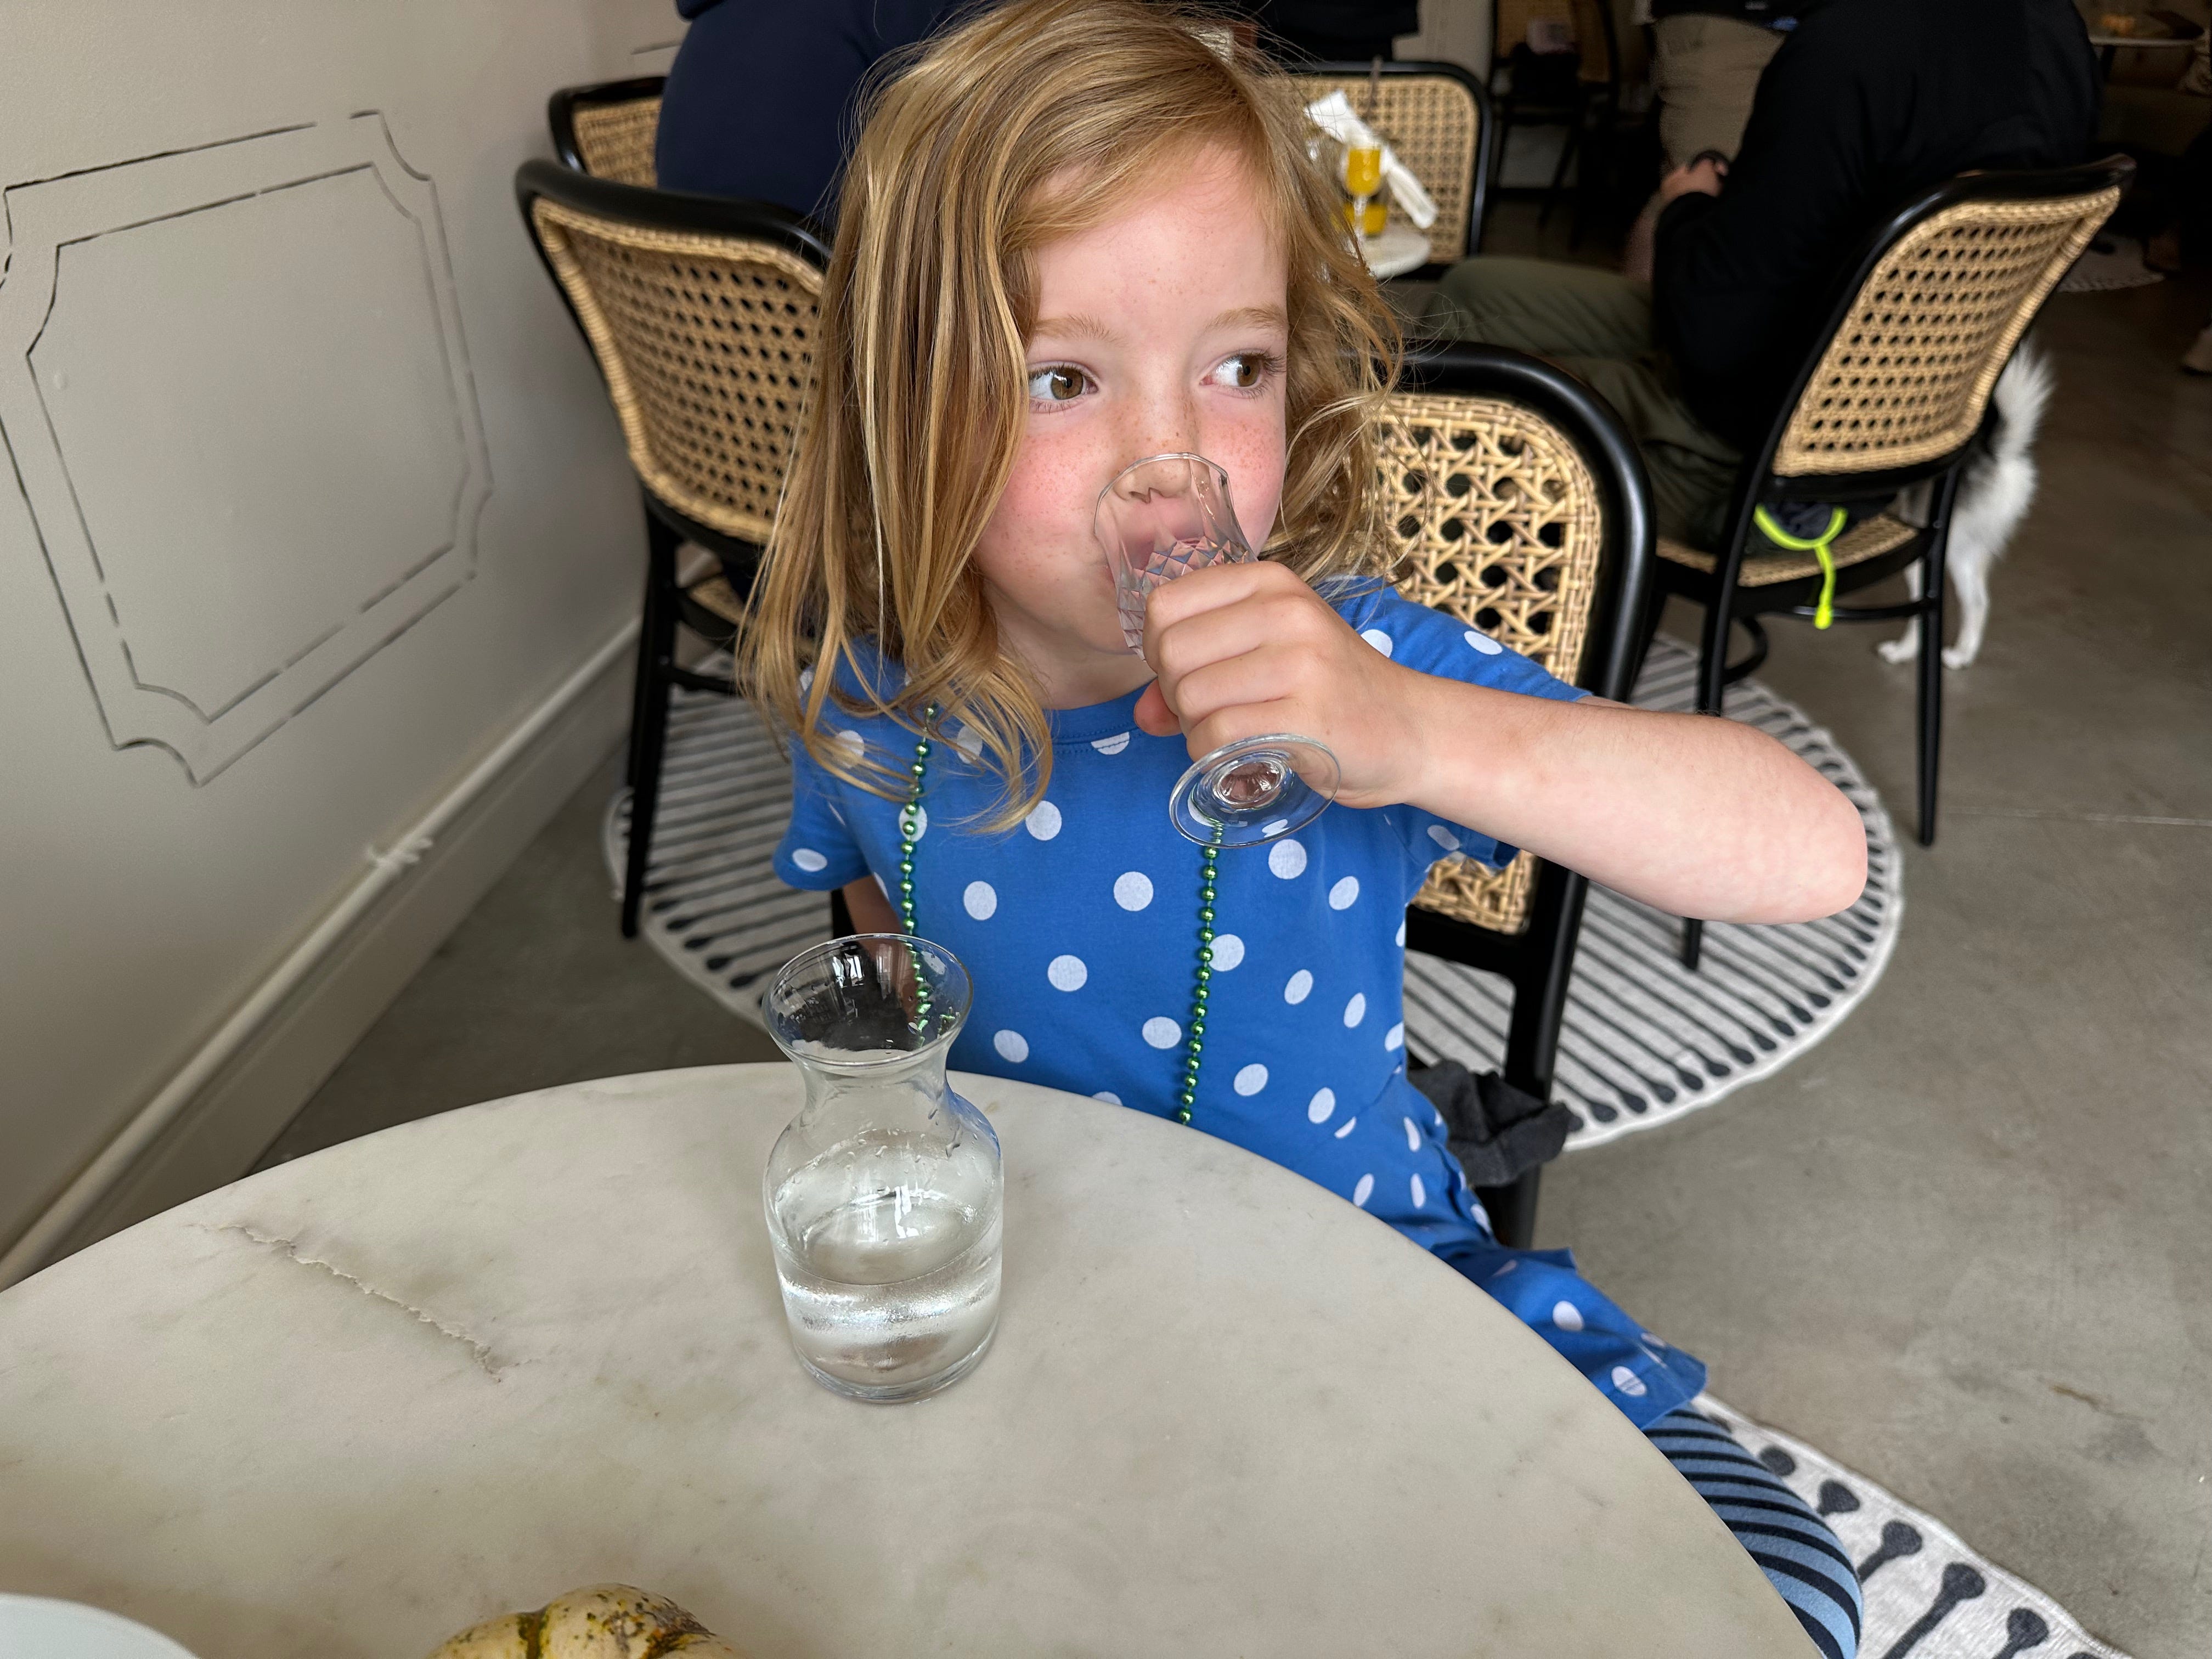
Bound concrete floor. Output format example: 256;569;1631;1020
263;236;2212;1655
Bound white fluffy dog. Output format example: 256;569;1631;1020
1879;341;2054;670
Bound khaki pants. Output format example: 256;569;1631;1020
1421;257;1742;549
1653;14;1785;167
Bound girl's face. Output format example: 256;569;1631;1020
972;143;1291;706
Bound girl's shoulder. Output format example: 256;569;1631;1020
1318;578;1584;703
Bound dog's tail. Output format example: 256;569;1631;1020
1986;338;2055;471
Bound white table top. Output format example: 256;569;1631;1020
1362;219;1434;280
0;1065;1807;1658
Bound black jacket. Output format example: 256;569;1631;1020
1652;0;2099;448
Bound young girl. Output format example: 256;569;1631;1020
750;4;1865;1652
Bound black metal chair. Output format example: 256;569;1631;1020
515;159;830;937
548;76;665;187
1286;61;1495;270
1389;341;1656;1248
1491;0;1622;247
1652;157;2131;969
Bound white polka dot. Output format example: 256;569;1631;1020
1142;1016;1181;1049
1427;824;1462;853
1328;875;1360;910
1610;1365;1648;1398
963;881;997;919
1403;1116;1421;1152
992;1029;1029;1063
1343;992;1367;1028
907;805;928;838
1093;1091;1122;1105
1352;1174;1374;1209
790;848;828;873
1334;1116;1357;1139
1209;933;1245;971
1552;1300;1585;1333
1307;1087;1336;1124
1491;1260;1518;1278
1114;871;1154;911
1025;799;1062;840
799;668;815;693
1284;969;1313;1005
1640;1330;1667;1350
1261;819;1291;837
1395;917;1406;947
1410;1173;1427;1208
1047;955;1087;991
1385;1023;1404;1052
833;727;865;758
948;721;984;761
1464;629;1503;656
1267;838;1307;879
873;873;889;899
1233;1063;1268;1096
1359;627;1395;657
828;803;845;825
1092;731;1130;755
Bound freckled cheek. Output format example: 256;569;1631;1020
1207;404;1289;548
974;432;1116;592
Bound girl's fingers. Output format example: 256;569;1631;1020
1133;680;1181;736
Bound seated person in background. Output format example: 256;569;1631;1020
656;0;968;221
1647;0;1804;170
1424;0;2099;552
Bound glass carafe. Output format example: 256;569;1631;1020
761;934;1002;1403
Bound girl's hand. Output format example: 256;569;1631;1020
1131;562;1429;809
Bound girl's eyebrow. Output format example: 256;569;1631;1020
1030;312;1122;345
1210;304;1288;334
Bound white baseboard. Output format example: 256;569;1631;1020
14;633;635;1277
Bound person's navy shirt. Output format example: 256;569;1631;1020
657;0;967;219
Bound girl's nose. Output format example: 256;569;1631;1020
1122;390;1202;462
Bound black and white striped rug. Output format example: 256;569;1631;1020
603;645;2129;1659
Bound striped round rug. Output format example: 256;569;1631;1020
606;634;1902;1155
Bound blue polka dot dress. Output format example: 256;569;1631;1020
774;582;1707;1425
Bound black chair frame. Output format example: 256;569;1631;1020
1397;341;1656;1249
1657;155;2132;969
548;75;667;179
1489;1;1623;247
516;159;832;938
1297;60;1496;270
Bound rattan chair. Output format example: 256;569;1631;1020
549;76;665;187
1657;157;2130;970
1288;63;1493;267
516;158;829;937
1389;342;1655;1248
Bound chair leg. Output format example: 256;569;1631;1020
1541;116;1582;229
622;512;682;939
1916;476;1959;847
623;504;661;795
1477;1167;1543;1251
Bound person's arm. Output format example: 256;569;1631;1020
1137;563;1864;924
842;876;900;933
1650;16;1883;435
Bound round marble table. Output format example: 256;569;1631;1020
0;1065;1805;1658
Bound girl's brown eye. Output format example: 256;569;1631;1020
1026;365;1093;403
1211;353;1269;391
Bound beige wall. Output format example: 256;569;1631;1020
0;1;685;1266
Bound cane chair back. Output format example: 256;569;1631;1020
520;171;824;546
1290;64;1490;262
1383;384;1613;934
1775;184;2118;477
550;77;666;187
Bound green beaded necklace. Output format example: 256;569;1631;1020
896;708;1218;1126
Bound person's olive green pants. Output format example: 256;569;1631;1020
1421;257;1741;550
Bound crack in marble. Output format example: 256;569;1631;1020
207;1223;510;1378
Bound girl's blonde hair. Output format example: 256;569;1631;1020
742;0;1401;826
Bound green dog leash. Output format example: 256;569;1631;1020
1752;504;1848;629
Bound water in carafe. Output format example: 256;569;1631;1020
763;939;1002;1402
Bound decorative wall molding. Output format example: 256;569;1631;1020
0;113;490;784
